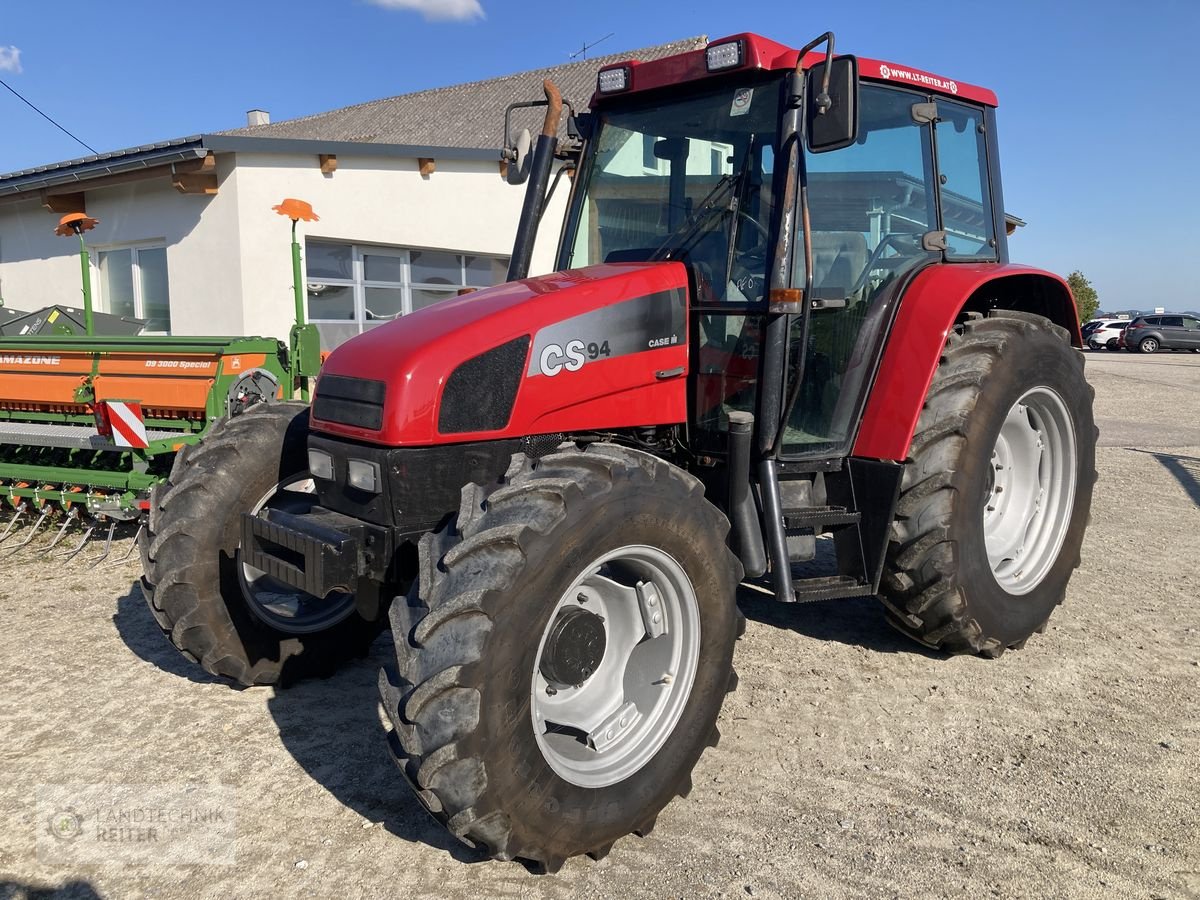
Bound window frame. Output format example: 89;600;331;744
931;97;1000;262
304;240;508;334
92;240;172;334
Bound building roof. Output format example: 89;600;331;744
218;37;707;147
0;37;705;197
0;137;204;183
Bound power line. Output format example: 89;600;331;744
0;75;98;156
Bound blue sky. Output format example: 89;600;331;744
2;0;1196;307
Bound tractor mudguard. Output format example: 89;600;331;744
852;263;1078;462
310;262;691;446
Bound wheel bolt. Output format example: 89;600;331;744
546;685;557;696
577;592;588;604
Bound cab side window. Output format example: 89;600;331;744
935;101;996;259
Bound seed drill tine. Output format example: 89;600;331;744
0;502;28;544
42;508;81;554
102;522;144;568
87;519;117;568
2;505;51;557
58;522;97;564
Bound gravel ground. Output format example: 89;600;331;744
0;350;1196;899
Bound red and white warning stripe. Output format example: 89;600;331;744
102;401;149;449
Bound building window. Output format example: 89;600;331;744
96;245;171;332
305;240;508;348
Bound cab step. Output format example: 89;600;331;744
788;574;874;604
782;505;861;532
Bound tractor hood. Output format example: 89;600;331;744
310;262;691;446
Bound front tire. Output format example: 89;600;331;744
140;403;387;686
880;312;1096;656
379;444;742;871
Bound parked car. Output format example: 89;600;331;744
1120;315;1200;353
1086;320;1131;350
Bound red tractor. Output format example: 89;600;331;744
141;32;1095;871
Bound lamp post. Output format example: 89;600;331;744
272;198;320;400
54;213;100;336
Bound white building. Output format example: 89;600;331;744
0;38;702;349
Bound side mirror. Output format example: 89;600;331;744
806;55;859;153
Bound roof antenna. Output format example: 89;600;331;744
569;32;614;60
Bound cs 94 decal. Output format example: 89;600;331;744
539;340;611;377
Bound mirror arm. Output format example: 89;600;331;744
793;31;836;115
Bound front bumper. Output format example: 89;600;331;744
241;506;393;599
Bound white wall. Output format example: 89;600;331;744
228;150;567;342
0;147;570;341
0;162;246;335
0;197;91;313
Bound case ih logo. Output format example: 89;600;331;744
0;354;62;365
878;64;958;95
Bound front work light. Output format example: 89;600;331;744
347;459;381;493
308;449;334;481
705;40;744;71
597;67;630;93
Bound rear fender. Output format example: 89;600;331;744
853;264;1078;462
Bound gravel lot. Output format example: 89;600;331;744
0;350;1196;899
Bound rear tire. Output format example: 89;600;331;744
880;312;1096;656
379;444;742;871
140;403;387;686
1139;337;1159;353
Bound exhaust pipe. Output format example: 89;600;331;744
506;80;563;282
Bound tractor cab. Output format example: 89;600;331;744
550;34;1004;463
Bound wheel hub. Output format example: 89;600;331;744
539;606;607;688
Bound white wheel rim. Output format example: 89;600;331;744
530;545;701;788
982;388;1078;595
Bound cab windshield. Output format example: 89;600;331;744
563;77;784;304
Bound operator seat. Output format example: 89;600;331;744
810;231;868;299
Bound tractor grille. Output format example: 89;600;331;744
312;374;386;431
